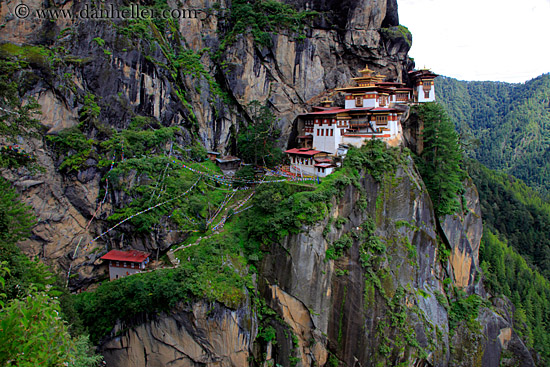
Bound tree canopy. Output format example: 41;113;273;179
436;74;550;197
0;178;101;366
237;101;284;167
415;102;464;216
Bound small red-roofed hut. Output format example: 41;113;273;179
101;249;151;280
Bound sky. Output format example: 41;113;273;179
398;0;550;83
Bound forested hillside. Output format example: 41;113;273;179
467;161;550;361
435;75;550;361
436;75;550;196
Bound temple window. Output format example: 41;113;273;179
376;115;388;125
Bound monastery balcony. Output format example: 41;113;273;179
344;129;384;135
344;130;383;135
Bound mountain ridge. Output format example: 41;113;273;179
436;73;550;196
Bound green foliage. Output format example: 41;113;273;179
345;139;401;181
328;354;340;367
0;291;76;366
96;119;202;233
91;37;105;47
47;126;95;173
0;177;35;245
480;228;550;361
105;158;199;233
0;179;100;366
0;146;37;170
0;43;51;69
326;234;352;260
234;165;256;187
173;49;224;97
258;325;277;343
237;101;284;167
222;0;318;49
436;74;550;196
469;161;550;279
75;227;252;343
0;180;54;301
447;288;485;332
380;25;412;47
0;51;42;141
415;102;464;216
79;93;101;125
186;140;208;162
70;335;103;367
246;141;403;248
100;118;178;160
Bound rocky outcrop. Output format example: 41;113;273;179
451;297;535;367
260;157;449;366
440;177;483;290
101;301;254;367
96;154;533;366
1;0;412;285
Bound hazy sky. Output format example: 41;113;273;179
398;0;550;83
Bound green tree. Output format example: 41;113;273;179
0;55;42;140
436;74;550;196
0;179;102;366
415;103;464;216
237;101;283;167
0;290;77;366
233;165;255;187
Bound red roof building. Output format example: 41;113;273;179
286;65;437;176
101;250;151;280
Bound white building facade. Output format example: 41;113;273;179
286;66;438;177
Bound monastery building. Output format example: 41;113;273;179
285;67;438;177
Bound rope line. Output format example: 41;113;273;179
84;178;200;249
180;162;316;184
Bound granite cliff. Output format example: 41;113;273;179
0;0;536;365
0;0;412;284
99;153;533;366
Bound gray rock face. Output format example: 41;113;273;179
440;178;483;291
101;301;254;367
1;0;535;365
98;155;533;366
0;0;412;285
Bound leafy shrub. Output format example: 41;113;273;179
75;229;251;343
47;126;95;173
222;0;318;49
326;234;352;260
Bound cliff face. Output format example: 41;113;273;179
101;301;254;366
1;0;535;365
0;0;412;284
99;156;533;367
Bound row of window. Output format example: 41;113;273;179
396;93;409;101
317;129;334;136
354;93;412;107
306;119;335;126
113;261;140;269
292;156;313;165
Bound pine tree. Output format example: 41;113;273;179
416;102;464;216
237;101;283;167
